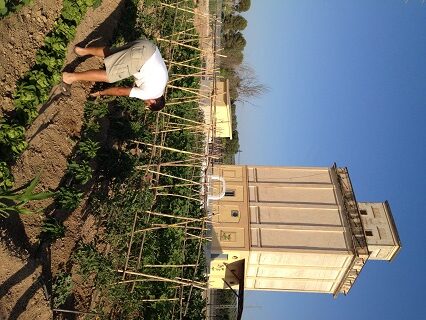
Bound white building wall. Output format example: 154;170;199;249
245;166;354;294
245;251;353;293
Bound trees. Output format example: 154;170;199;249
234;64;268;103
221;49;244;69
235;0;251;12
217;0;266;163
223;15;247;32
223;31;246;50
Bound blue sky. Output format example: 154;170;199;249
237;1;426;319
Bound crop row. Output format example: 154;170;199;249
0;0;101;194
48;0;209;318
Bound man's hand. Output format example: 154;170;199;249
90;91;102;97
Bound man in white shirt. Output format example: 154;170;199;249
62;39;168;111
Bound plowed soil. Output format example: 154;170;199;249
0;0;125;318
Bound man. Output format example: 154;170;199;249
62;39;168;111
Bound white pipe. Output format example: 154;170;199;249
207;175;226;203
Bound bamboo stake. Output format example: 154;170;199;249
144;211;211;223
132;220;190;234
147;170;203;185
159;111;208;125
130;140;212;158
141;298;180;302
164;59;206;71
149;182;199;190
152;224;203;230
52;309;100;316
185;232;211;241
184;220;207;315
165;99;201;106
160;2;209;18
156;193;202;202
162;26;197;38
143;264;198;268
117;270;207;290
167;84;210;98
122;211;139;280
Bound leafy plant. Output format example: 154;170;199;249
73;243;115;287
84;100;110;120
0;161;13;192
77;139;100;159
55;187;83;211
0;0;7;16
0;0;33;19
52;272;73;308
40;217;65;242
73;244;104;277
35;51;64;73
0;120;27;159
53;18;77;41
61;0;85;24
0;173;55;218
67;161;93;184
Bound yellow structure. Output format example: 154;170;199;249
208;164;401;297
201;78;232;140
212;79;232;139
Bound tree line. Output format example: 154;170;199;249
218;0;266;164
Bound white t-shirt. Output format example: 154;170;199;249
129;48;168;100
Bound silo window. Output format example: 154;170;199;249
360;210;368;215
365;230;373;236
231;210;239;218
225;190;235;197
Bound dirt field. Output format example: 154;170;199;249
0;0;125;318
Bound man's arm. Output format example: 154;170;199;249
90;87;132;97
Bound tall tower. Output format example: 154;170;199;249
208;164;401;297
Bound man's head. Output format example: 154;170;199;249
146;95;166;111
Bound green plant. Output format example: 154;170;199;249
0;0;32;18
73;243;115;287
0;173;55;218
40;217;65;241
84;121;101;137
55;187;83;211
8;0;100;127
84;100;110;120
0;120;27;159
52;272;73;308
53;18;77;41
35;51;64;73
73;244;104;276
0;0;7;16
0;161;13;192
67;161;93;184
77;139;100;159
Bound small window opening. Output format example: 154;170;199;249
231;210;239;218
365;230;373;237
225;190;235;197
360;209;368;215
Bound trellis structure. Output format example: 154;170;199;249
111;1;227;319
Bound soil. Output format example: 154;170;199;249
0;0;126;319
